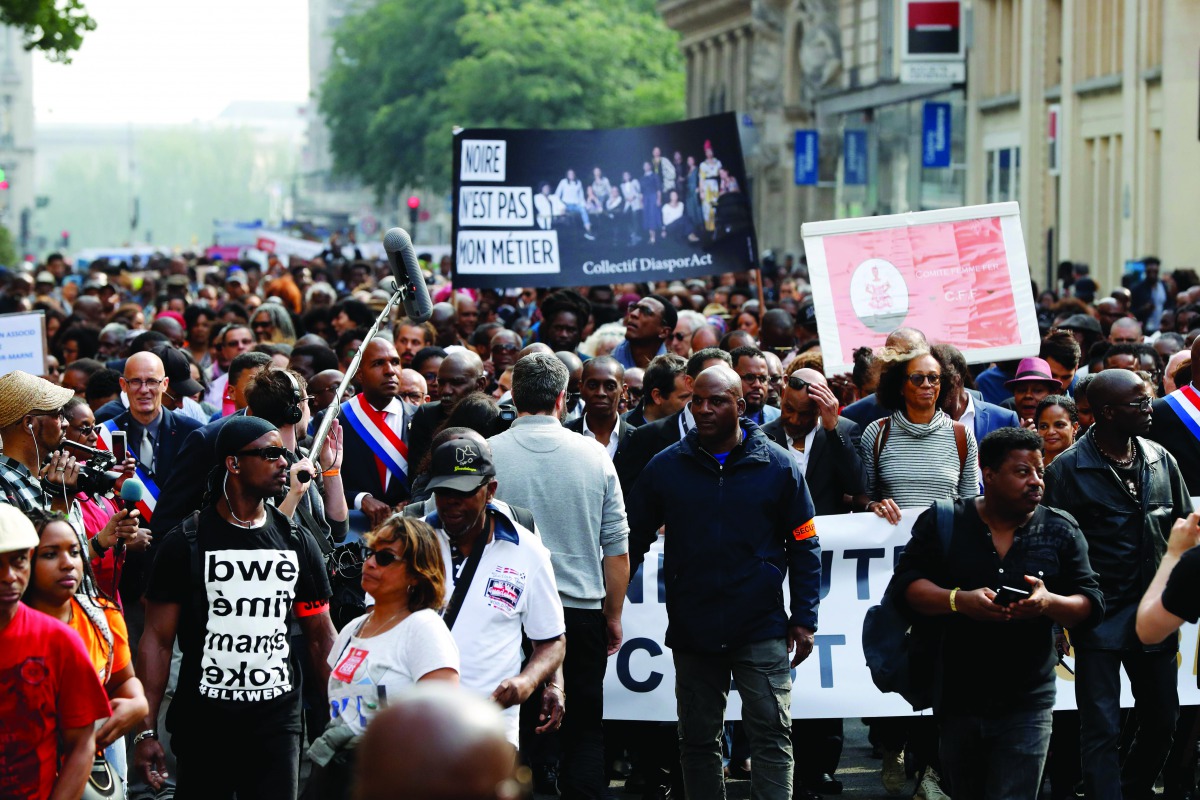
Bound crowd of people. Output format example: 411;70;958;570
533;142;737;246
1;244;1200;800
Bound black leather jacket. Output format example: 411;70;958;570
1044;429;1193;650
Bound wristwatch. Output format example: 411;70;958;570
91;536;109;556
133;729;158;745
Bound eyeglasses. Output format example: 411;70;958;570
491;344;519;353
125;378;164;391
399;391;425;404
363;548;401;567
907;373;942;387
71;424;102;435
787;375;810;391
236;446;290;461
626;387;644;400
30;409;67;422
740;374;769;385
1107;398;1153;412
671;332;688;341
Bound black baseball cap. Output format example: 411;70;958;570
150;345;204;397
426;438;496;493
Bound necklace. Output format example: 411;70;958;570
361;607;407;637
1098;438;1138;468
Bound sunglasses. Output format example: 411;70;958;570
363;547;401;567
907;373;942;387
787;375;810;391
626;387;644;400
236;446;290;461
71;424;103;435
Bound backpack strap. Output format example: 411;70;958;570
872;417;891;498
181;511;206;632
952;422;968;475
934;498;954;555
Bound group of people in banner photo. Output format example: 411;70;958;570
11;187;1200;800
534;140;739;248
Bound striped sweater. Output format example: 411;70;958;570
860;410;980;508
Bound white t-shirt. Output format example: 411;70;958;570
428;504;565;746
326;608;460;737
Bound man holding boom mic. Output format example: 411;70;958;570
314;228;434;530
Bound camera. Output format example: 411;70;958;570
59;440;122;496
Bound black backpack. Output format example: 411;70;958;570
862;499;953;711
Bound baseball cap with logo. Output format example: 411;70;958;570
426;438;496;493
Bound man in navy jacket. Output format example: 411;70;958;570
627;365;821;800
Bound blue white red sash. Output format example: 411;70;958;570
341;395;409;487
96;420;160;520
1164;384;1200;441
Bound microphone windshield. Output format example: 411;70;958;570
119;478;145;504
383;227;434;323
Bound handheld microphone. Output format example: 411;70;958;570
116;478;145;555
383;227;434;323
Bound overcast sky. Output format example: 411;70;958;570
33;0;310;125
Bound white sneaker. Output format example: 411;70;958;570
881;748;906;795
915;767;950;800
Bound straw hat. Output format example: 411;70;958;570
0;370;76;429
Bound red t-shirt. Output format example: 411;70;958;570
0;603;112;800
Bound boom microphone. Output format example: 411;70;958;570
383;227;434;323
116;478;145;556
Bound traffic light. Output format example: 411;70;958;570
407;195;420;229
60;230;69;248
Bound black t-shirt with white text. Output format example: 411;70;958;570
144;505;330;743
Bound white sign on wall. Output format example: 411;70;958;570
0;311;48;377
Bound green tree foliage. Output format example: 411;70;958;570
0;222;17;266
319;0;684;197
1;0;96;63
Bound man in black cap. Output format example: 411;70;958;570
423;436;566;750
135;416;334;800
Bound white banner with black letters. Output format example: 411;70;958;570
604;507;1200;720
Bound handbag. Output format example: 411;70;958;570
81;753;124;800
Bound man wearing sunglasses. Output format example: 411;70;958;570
0;370;80;517
136;416;335;800
1044;369;1193;800
424;436;565;750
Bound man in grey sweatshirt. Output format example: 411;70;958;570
488;352;630;800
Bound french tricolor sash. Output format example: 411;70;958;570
341;396;409;489
1164;385;1200;441
96;420;160;520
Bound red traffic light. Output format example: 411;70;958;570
61;230;69;238
406;195;420;209
0;181;9;190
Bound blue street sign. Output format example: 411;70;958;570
844;130;868;185
922;102;952;168
794;130;819;185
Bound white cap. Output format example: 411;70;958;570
0;505;38;553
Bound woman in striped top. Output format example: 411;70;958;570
860;348;979;524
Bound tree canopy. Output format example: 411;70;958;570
319;0;685;197
2;0;96;62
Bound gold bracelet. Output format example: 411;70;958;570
322;468;340;477
545;682;564;694
949;587;960;613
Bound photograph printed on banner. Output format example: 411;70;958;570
453;112;758;288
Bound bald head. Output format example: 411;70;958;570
151;316;185;347
438;349;487;410
354;684;518;800
790;367;827;389
518;342;553;360
1087;368;1145;408
885;327;928;352
694;364;743;398
1109;317;1143;344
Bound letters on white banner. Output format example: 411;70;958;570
603;508;1200;720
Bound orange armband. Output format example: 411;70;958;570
294;599;330;618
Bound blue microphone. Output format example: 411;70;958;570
116;478;144;555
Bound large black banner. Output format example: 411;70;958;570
451;113;758;289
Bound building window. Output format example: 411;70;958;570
986;145;1020;203
1075;0;1124;81
980;0;1022;98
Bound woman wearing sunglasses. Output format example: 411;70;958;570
858;348;979;798
308;516;458;799
62;397;143;604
